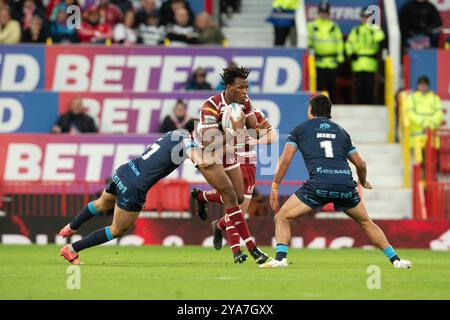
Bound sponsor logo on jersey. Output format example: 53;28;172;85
319;123;331;130
316;189;354;200
112;173;128;194
316;167;351;175
203;115;217;124
128;161;141;177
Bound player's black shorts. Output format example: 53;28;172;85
104;167;146;212
295;181;361;212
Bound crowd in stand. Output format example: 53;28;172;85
0;0;225;45
2;0;448;48
399;0;446;50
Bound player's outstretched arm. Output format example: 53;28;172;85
348;152;372;190
270;144;297;212
247;126;278;146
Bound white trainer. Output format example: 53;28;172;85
259;258;288;268
393;259;412;269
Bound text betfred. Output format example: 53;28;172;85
50;55;301;93
2;141;201;182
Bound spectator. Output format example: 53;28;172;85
135;0;157;26
46;0;80;18
50;0;79;21
195;11;225;45
220;0;241;18
111;0;133;13
52;97;98;134
166;7;199;46
138;10;165;45
46;0;60;18
185;67;213;91
267;0;298;47
159;0;195;26
0;5;21;44
307;0;344;103
90;0;123;27
346;8;385;105
400;0;442;49
50;5;80;43
78;6;112;43
158;99;189;133
407;76;444;150
12;0;47;31
113;10;137;44
21;14;48;42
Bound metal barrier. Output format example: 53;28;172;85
424;129;450;220
425;181;450;220
385;55;396;144
398;90;411;188
426;129;450;180
307;50;317;93
412;164;428;220
437;130;450;175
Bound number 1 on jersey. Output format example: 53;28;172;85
320;140;334;158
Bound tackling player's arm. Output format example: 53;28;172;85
270;144;298;212
247;123;278;145
348;152;372;190
185;139;214;168
187;147;211;168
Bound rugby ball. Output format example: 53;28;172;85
221;103;243;132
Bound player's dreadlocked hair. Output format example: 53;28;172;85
220;65;251;86
309;95;332;119
183;118;198;133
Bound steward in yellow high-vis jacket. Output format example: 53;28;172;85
346;7;385;105
267;0;299;47
407;76;444;150
307;0;343;102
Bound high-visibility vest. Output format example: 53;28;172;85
267;0;299;27
272;0;299;10
307;18;344;69
346;23;385;73
407;90;444;138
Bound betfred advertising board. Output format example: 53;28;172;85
0;45;306;94
0;91;311;135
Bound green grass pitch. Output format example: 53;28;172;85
1;245;449;300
